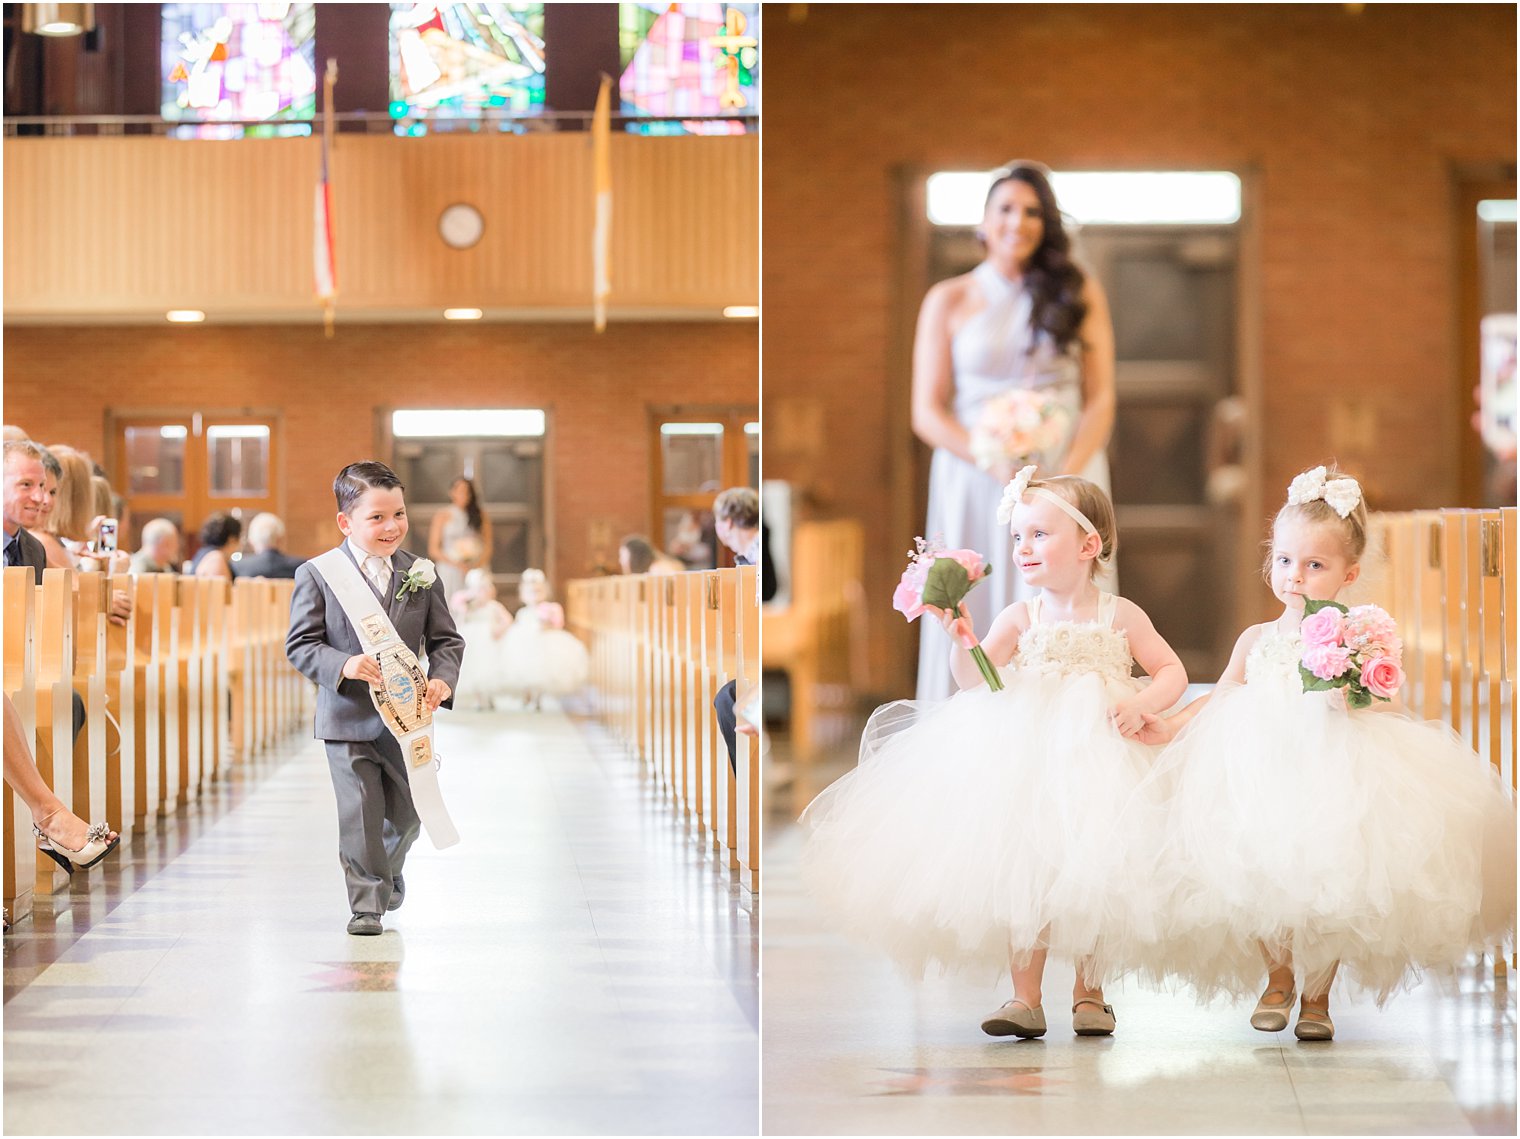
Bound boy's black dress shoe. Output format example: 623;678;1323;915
387;876;405;912
347;912;383;936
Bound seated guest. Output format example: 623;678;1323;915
3;440;51;572
37;443;92;570
710;487;764;772
232;512;305;579
129;518;181;574
618;534;684;576
3;442;92;742
190;512;242;580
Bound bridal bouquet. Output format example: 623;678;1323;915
1298;599;1405;709
893;538;1003;691
447;534;485;565
969;389;1071;473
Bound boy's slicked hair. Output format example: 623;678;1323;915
334;461;405;516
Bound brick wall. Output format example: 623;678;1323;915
763;3;1516;692
4;321;757;593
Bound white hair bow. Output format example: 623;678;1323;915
996;465;1038;526
1287;466;1362;518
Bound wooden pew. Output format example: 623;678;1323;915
567;567;760;893
761;519;865;760
33;569;76;895
3;567;39;922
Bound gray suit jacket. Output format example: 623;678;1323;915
285;545;465;743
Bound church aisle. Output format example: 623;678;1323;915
4;709;759;1136
762;826;1515;1136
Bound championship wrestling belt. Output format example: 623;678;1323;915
312;549;460;849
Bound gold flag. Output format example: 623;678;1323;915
592;73;612;333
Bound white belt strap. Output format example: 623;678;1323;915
311;548;460;849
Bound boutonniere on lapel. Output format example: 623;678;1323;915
395;558;438;601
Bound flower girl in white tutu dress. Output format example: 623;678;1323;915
449;568;514;710
1137;466;1517;1041
802;469;1188;1038
501;569;590;709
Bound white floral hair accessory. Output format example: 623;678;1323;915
1287;466;1362;518
996;465;1038;526
995;463;1101;542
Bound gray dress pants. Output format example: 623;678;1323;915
325;733;420;914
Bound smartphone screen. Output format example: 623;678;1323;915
97;519;118;555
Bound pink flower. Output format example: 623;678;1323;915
892;577;927;621
940;548;988;582
1360;655;1405;699
1343;605;1400;654
1303;643;1353;681
1299;607;1345;650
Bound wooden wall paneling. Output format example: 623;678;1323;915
3;135;759;318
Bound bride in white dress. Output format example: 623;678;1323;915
912;161;1118;701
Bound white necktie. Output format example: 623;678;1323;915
365;555;390;596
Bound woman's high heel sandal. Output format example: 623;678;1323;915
33;822;120;874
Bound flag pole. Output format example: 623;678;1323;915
592;73;612;333
318;58;338;339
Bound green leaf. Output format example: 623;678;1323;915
1346;688;1373;710
921;558;972;610
1302;597;1349;617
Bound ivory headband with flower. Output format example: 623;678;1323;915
1287;466;1362;518
996;464;1100;540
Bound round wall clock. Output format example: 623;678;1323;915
438;202;485;250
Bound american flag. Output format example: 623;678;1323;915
315;59;337;335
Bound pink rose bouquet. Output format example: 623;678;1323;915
894;537;1003;692
1297;598;1404;709
969;389;1071;474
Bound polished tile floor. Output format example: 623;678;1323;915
762;817;1516;1136
5;708;759;1136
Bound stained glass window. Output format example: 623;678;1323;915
389;3;546;134
161;3;316;139
618;3;758;135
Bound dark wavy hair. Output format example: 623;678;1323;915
984;161;1089;353
199;511;243;550
452;476;483;535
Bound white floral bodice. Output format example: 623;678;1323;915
1013;592;1133;683
1245;624;1303;690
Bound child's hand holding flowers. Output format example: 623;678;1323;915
894;538;1003;691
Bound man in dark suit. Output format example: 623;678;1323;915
3;440;51;574
286;462;464;935
5;440;85;740
233;512;305;579
711;487;766;772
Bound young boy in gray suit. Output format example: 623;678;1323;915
286;461;465;935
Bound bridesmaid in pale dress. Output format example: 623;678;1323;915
912;161;1118;700
429;475;491;601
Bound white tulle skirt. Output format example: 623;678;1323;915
453;608;508;705
500;619;590;698
1137;682;1517;1003
800;668;1168;982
